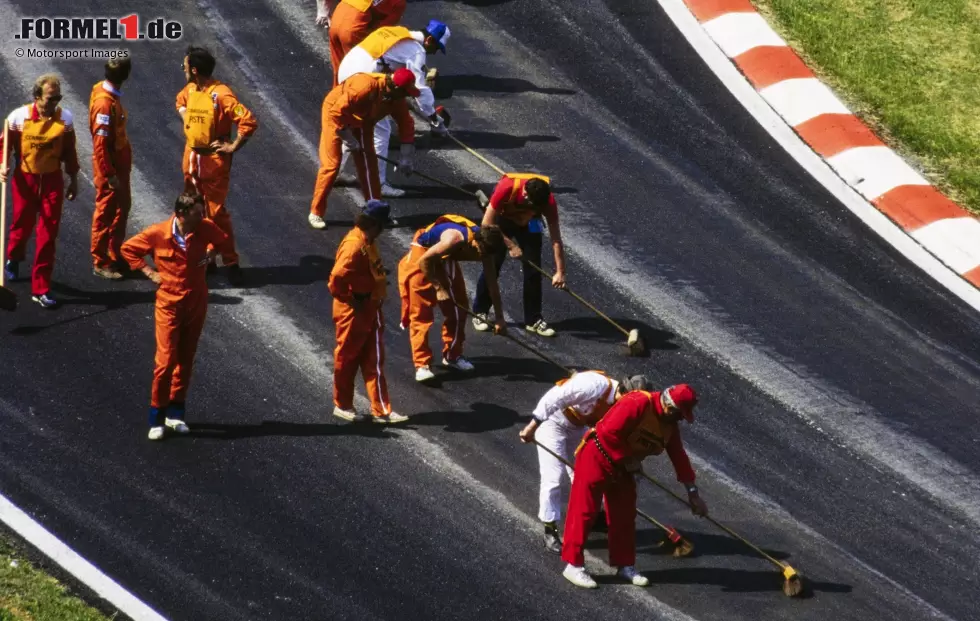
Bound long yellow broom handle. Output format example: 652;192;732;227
523;259;632;337
447;133;507;176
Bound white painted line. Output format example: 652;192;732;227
910;217;980;274
0;492;169;621
759;77;851;127
827;146;929;201
702;12;787;59
655;0;980;313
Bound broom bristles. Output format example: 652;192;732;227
672;538;695;557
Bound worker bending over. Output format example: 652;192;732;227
328;0;406;86
328;200;408;424
397;214;505;382
561;385;708;589
336;20;451;198
176;46;258;286
121;192;234;441
473;173;566;337
309;69;417;230
519;371;651;552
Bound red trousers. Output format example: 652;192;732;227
151;299;208;408
561;440;638;567
91;169;132;268
333;301;391;416
398;249;468;368
310;123;380;218
183;149;238;266
6;170;64;295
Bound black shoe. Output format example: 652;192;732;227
4;260;18;281
226;263;244;287
543;522;562;554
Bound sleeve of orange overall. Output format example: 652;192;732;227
121;226;156;272
89;96;116;178
218;90;258;140
61;125;80;176
665;431;696;484
389;99;415;144
328;239;364;304
175;83;190;114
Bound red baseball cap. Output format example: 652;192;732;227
661;384;698;422
391;68;421;97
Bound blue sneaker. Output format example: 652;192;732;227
31;293;58;309
3;260;17;281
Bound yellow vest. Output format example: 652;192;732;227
359;26;414;59
363;241;388;302
502;172;552;226
19;106;70;175
183;85;218;149
556;370;616;427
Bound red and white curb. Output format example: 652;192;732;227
673;0;980;291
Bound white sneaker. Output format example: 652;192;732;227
415;366;436;382
472;316;491;332
164;418;190;434
526;319;556;337
147;426;165;441
443;356;475;372
381;183;406;198
617;566;650;587
372;412;409;424
563;564;598;589
333;406;366;422
308;213;327;230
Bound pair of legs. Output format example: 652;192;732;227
333;302;392;418
5;170;64;302
339;116;397;190
399;253;469;373
91;169;132;275
183;149;240;269
148;299;207;439
473;221;543;326
310;118;381;225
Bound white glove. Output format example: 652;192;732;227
397;143;415;176
338;127;361;152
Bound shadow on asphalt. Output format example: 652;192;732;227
235;255;334;289
181;420;398;440
405;401;530;433
429;355;568;384
548;316;681;356
435;74;578;97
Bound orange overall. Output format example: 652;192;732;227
397;215;479;368
121;218;232;411
328;225;392;417
89;81;132;270
175;80;258;266
310;73;414;219
1;104;80;296
328;0;407;86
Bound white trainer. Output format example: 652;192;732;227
442;356;475;372
164;418;190;434
526;319;556;337
373;412;409;424
381;183;406;198
147;426;165;441
415;366;436;382
308;213;327;230
617;566;650;587
333;406;366;422
563;564;598;589
472;316;491;332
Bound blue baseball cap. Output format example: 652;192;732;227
363;199;391;224
425;20;450;53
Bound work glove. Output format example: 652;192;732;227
397;143;415;176
430;118;449;137
338;127;361;152
435;106;451;128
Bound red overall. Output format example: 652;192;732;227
561;391;696;567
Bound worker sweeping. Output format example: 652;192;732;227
0;74;80;309
397;214;505;382
308;69;417;230
176;46;258;287
472;173;566;337
121;192;234;441
328;0;407;87
89;58;133;281
335;20;452;198
328;200;408;424
519;372;652;553
561;384;708;589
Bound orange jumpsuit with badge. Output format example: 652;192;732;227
310;73;414;219
121;217;232;421
328;224;392;417
328;0;407;86
175;80;258;266
398;215;480;369
89;80;132;270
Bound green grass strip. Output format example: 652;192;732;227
0;537;113;621
752;0;980;216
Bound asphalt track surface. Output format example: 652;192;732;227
1;1;979;620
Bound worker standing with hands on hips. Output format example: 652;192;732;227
519;372;651;553
121;192;234;441
560;384;708;589
328;200;408;424
1;74;80;309
89;58;133;281
335;20;452;198
328;0;407;86
308;68;417;230
472;173;566;337
397;214;506;383
176;46;258;287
